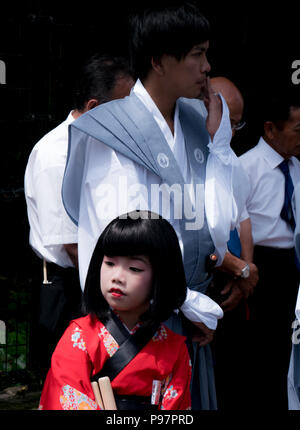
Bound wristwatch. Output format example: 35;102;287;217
240;263;250;279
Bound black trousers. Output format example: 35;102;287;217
29;262;83;380
213;246;299;410
212;271;251;410
246;245;300;409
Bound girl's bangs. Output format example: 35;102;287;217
102;219;156;259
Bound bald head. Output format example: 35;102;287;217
211;77;244;128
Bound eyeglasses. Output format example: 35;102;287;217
231;120;246;131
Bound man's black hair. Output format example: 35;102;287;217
260;89;300;133
82;210;187;326
74;54;133;111
128;1;210;80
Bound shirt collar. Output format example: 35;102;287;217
68;110;76;124
132;78;158;116
258;136;285;169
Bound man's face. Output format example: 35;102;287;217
268;107;300;158
230;105;244;137
160;41;211;99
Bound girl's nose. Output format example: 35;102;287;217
112;266;126;284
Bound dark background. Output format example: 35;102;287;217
0;0;299;368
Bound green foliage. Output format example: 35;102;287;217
0;288;30;372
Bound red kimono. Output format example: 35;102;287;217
39;315;192;410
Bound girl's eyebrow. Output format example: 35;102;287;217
130;256;148;264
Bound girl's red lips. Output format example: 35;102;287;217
110;288;125;297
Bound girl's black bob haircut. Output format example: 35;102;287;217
129;1;211;80
82;210;187;326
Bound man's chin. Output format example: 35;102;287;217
185;90;205;100
197;92;205;100
194;86;206;100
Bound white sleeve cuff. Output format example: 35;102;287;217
207;93;233;164
180;288;224;330
43;234;78;247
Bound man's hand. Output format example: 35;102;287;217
218;261;258;312
236;262;258;298
220;280;244;312
63;243;79;269
190;321;215;346
202;77;222;141
217;253;259;299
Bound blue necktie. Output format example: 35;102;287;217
227;228;241;258
278;159;295;230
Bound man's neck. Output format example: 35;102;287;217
71;109;82;120
142;77;176;135
263;135;290;160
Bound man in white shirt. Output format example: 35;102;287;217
24;55;134;374
62;4;248;409
210;76;258;311
239;91;300;409
210;77;259;409
288;181;300;409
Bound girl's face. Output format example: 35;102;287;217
100;255;153;326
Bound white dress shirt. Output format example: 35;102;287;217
240;137;300;248
75;80;247;328
24;112;78;267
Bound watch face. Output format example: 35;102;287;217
242;265;250;278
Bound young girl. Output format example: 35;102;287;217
39;210;192;410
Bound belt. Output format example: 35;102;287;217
254;244;295;255
253;245;296;266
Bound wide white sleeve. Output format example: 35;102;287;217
34;165;78;246
180;288;223;330
205;94;248;265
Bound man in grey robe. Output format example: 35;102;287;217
62;3;247;409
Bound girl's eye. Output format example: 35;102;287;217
130;267;143;273
105;261;114;267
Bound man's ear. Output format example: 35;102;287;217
85;98;99;111
151;56;164;76
264;121;276;140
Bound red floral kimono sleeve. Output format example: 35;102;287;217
39;321;100;410
160;341;192;410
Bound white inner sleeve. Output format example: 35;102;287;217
180;288;224;330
